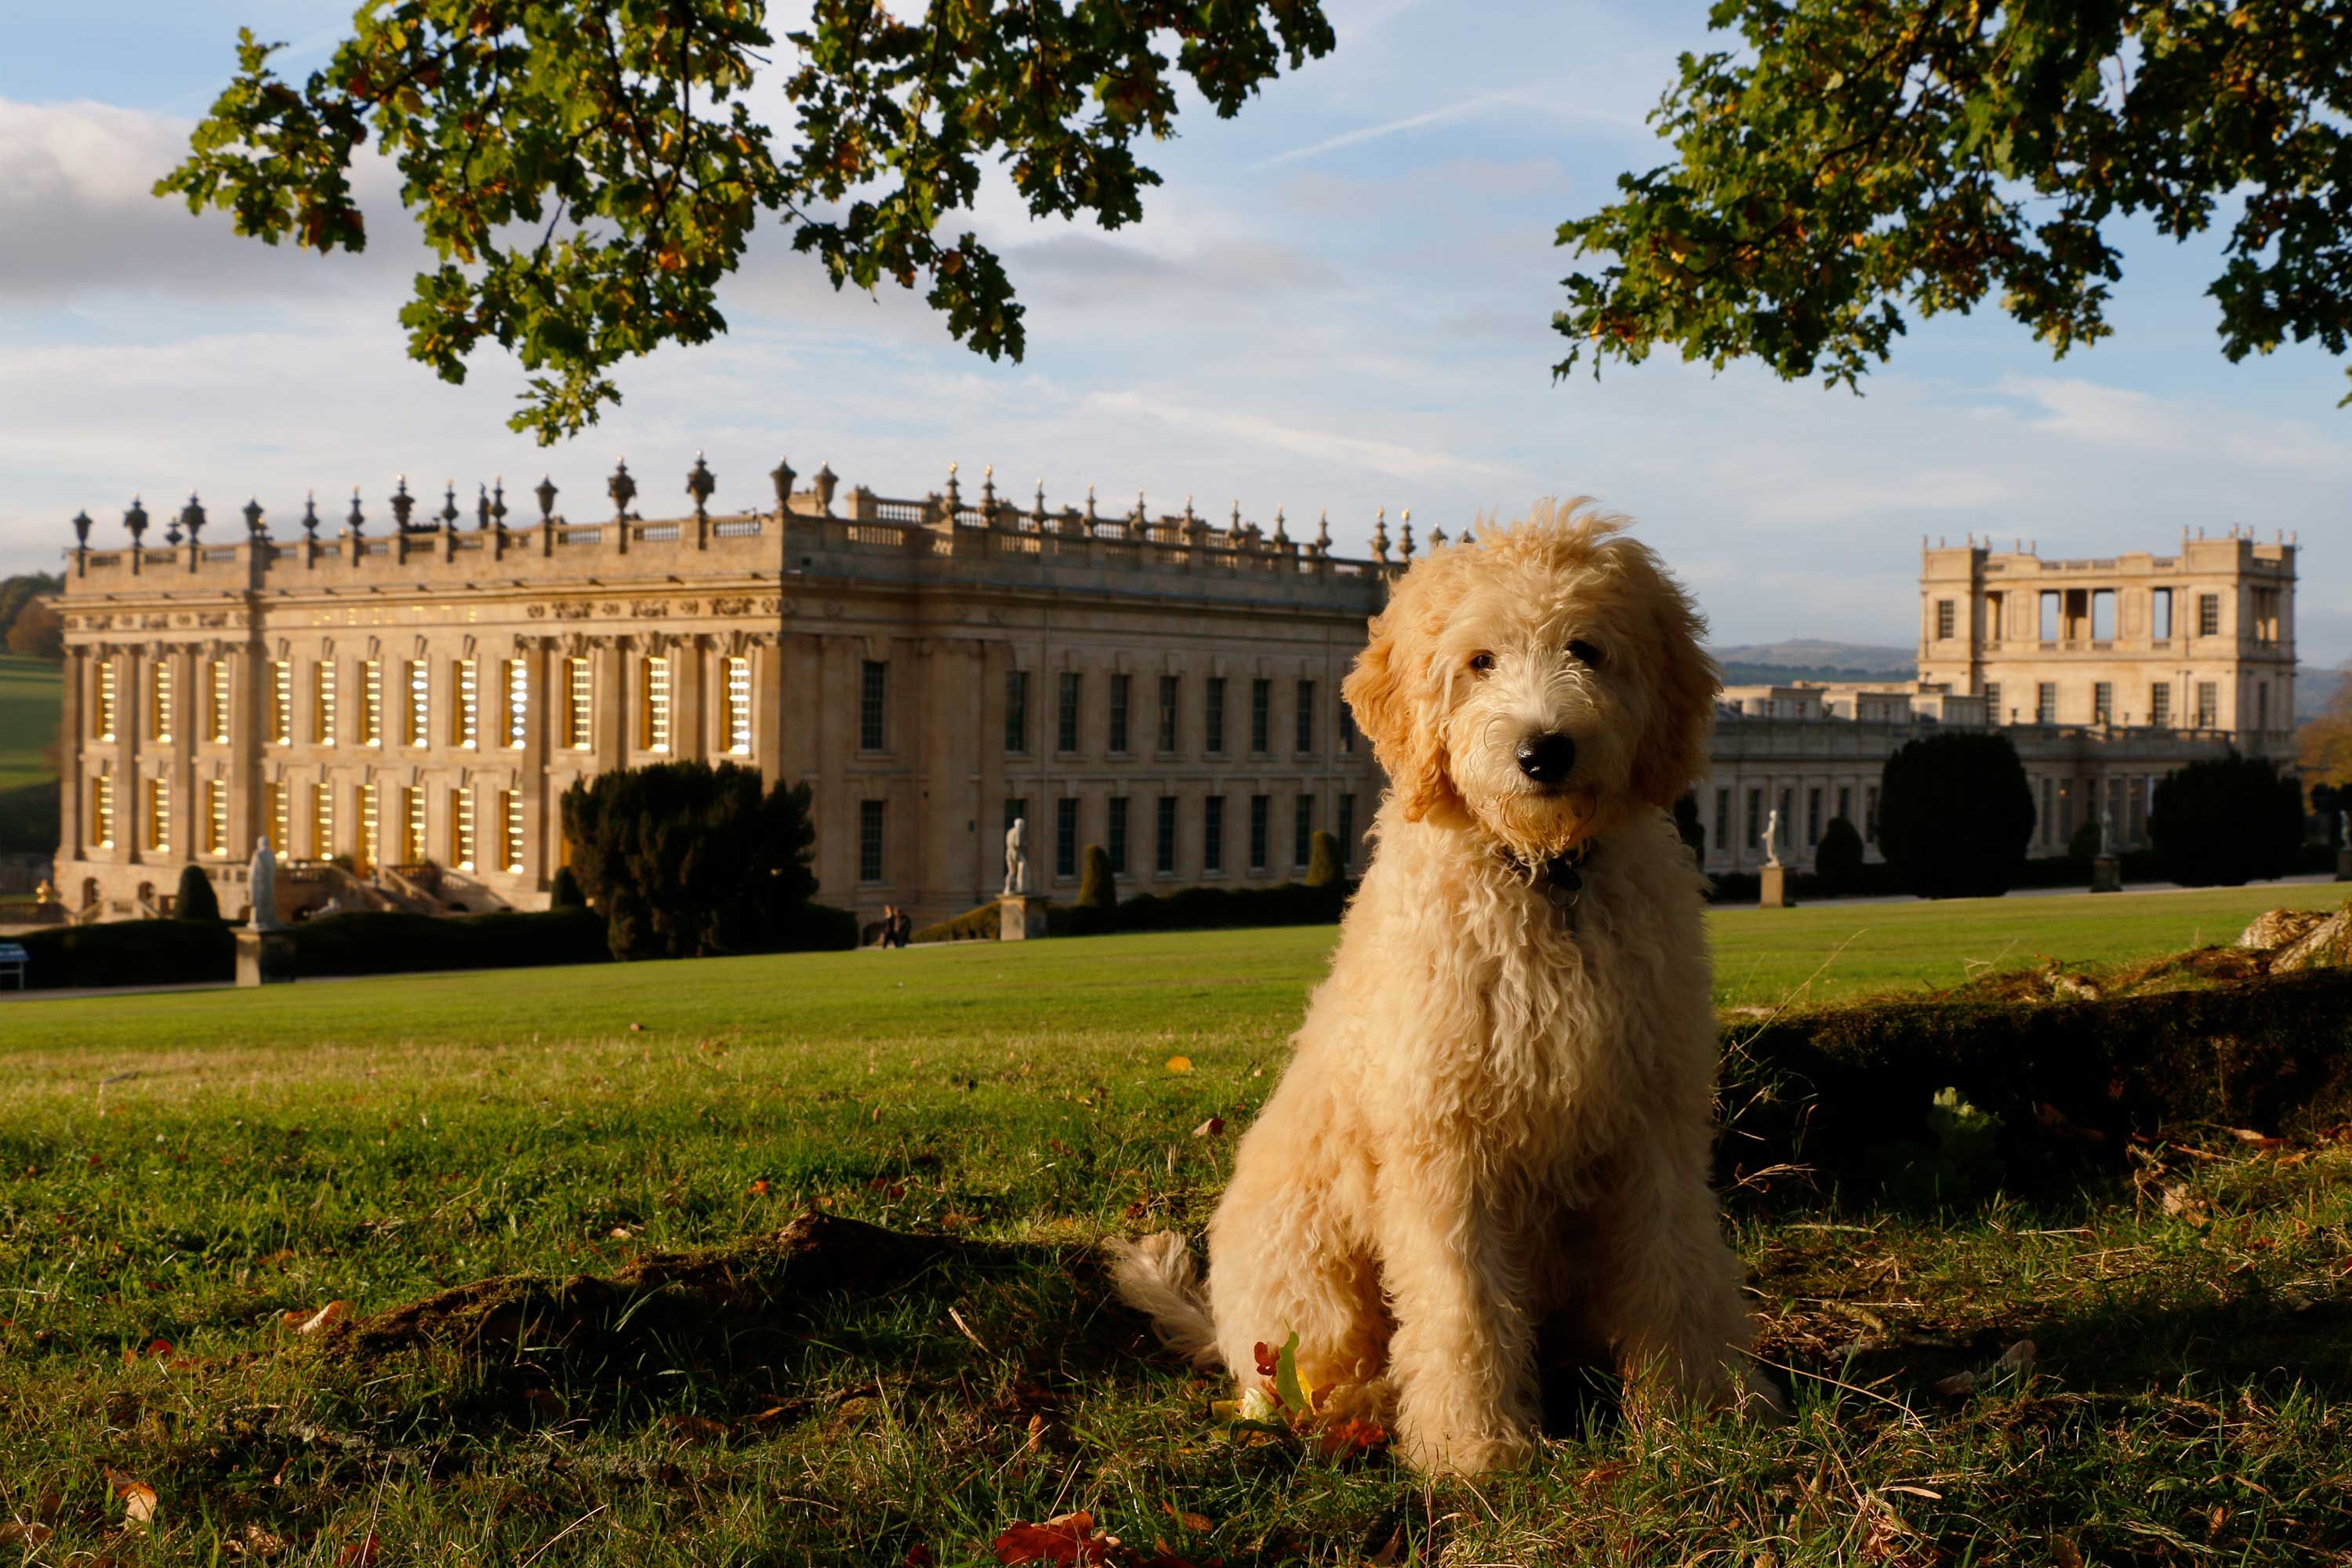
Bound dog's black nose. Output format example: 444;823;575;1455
1516;731;1577;783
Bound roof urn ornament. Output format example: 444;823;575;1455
71;510;93;548
439;481;460;530
687;451;716;519
608;458;637;521
1399;510;1414;561
347;488;366;535
535;474;559;526
1370;506;1390;564
980;464;996;511
944;462;961;510
814;462;839;516
1084;485;1099;522
301;493;321;541
491;478;508;530
1315;509;1331;556
241;498;266;539
768;456;796;517
1430;524;1449;550
124;495;150;546
1272;506;1290;546
1032;479;1047;527
390;476;416;531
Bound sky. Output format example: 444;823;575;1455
3;0;2347;663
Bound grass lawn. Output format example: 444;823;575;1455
0;652;60;793
3;888;2350;1562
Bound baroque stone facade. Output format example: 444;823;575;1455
56;460;1399;927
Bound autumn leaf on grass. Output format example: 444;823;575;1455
285;1301;353;1335
993;1510;1120;1565
662;1414;728;1446
336;1532;383;1567
1164;1056;1192;1075
108;1470;158;1527
1214;1332;1388;1460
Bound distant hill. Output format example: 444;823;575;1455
2301;664;2344;724
1711;639;1916;684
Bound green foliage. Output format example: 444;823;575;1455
158;1;1336;442
561;760;819;960
1303;829;1342;887
15;919;234;989
2150;753;2306;886
548;864;586;910
0;583;61;659
1813;815;1864;892
174;862;222;923
913;900;1008;944
1556;1;2352;405
1878;731;2036;898
0;575;60;644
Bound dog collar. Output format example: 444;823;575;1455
1504;840;1597;921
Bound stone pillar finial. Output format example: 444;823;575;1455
980;464;996;510
491;478;508;530
440;481;460;530
301;492;320;540
1316;509;1330;555
1085;485;1098;521
1399;509;1414;562
124;495;149;545
945;461;960;510
535;474;559;525
1371;506;1390;563
768;457;794;518
1272;506;1289;546
242;498;265;539
1033;479;1047;526
608;458;636;522
347;488;366;535
390;476;416;531
71;509;93;548
687;451;716;519
1430;524;1448;550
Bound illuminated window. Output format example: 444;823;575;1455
94;659;117;741
204;779;228;857
501;789;524;873
565;658;593;750
724;656;752;755
309;780;333;858
313;660;336;745
269;660;292;746
503;659;528;748
452;658;480;749
90;774;114;848
400;786;426;862
206;659;230;744
150;659;172;743
449;786;477;871
357;783;379;871
405;659;430;747
641;656;672;752
146;778;169;853
268;779;290;852
360;659;383;746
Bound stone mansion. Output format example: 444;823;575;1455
55;454;2299;923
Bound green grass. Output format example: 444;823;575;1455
0;652;60;792
2;894;2350;1563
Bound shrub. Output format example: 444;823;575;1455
16;920;233;989
549;865;586;909
1878;731;2035;898
4;598;61;659
561;762;821;960
2150;753;2304;887
1112;879;1346;934
913;902;1005;944
1813;816;1864;892
775;902;859;952
1304;830;1343;887
289;908;608;977
174;863;221;923
2066;818;2103;865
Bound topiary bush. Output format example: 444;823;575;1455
548;865;586;909
2150;753;2305;887
173;862;221;923
1304;829;1343;887
1813;816;1864;893
1878;731;2035;898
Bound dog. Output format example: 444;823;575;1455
1110;500;1769;1473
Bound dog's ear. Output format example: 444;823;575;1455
1627;553;1721;811
1345;592;1460;824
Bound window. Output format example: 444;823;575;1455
207;659;231;744
565;657;593;750
1109;673;1131;753
1055;797;1079;879
1250;678;1271;753
2092;682;2114;724
269;660;292;746
2195;681;2219;728
2150;681;2172;727
1203;795;1225;872
360;659;383;746
1713;788;1730;851
1004;797;1028;836
1004;669;1030;753
2257;682;2270;731
90;774;114;848
1339;704;1356;753
405;659;430;747
1806;787;1821;846
860;659;887;751
449;786;476;871
1982;681;2001;721
1294;793;1313;866
2036;682;2058;724
400;786;426;863
1864;786;1879;843
357;783;379;870
1935;599;1955;640
2198;593;2221;637
1835;785;1852;825
1745;787;1762;849
450;658;480;750
1295;680;1316;753
1109;797;1130;874
93;658;117;740
309;780;332;858
1205;677;1227;754
268;779;289;853
1156;795;1178;874
501;789;525;873
723;656;750;755
2039;590;2060;642
1057;672;1082;753
2152;587;2174;640
1249;794;1270;871
641;655;672;752
312;660;336;746
2090;589;2116;641
1157;675;1179;753
205;779;229;857
150;659;172;743
504;659;531;749
1777;787;1792;848
145;778;169;854
2253;586;2281;645
1338;793;1356;863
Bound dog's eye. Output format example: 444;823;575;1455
1566;639;1605;669
1468;652;1495;676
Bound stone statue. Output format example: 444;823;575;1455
2099;815;2116;857
249;835;281;931
1761;808;1782;869
1002;816;1028;897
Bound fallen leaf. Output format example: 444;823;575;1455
1191;1117;1224;1138
747;1404;794;1428
1252;1341;1279;1378
1932;1370;1976;1396
1164;1056;1192;1075
109;1471;158;1526
336;1532;382;1567
662;1413;728;1446
1025;1412;1048;1452
1995;1339;2037;1373
904;1548;936;1567
1316;1414;1389;1459
609;1225;635;1239
993;1510;1120;1565
2052;1534;2083;1568
1162;1501;1214;1533
0;1523;53;1548
750;1178;771;1196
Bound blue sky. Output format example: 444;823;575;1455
5;0;2347;662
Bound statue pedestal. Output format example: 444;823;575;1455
235;930;296;987
1757;866;1792;909
999;895;1048;942
2089;855;2123;894
2336;848;2352;884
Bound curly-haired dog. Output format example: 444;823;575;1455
1111;500;1769;1473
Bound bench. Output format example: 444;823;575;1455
0;942;25;989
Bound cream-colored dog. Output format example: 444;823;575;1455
1111;501;1767;1473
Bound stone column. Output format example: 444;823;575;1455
676;634;707;762
525;638;554;891
755;632;787;787
599;637;629;771
121;644;144;866
232;641;263;856
59;645;85;859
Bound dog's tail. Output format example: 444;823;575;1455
1105;1231;1223;1370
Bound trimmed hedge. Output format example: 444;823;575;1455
15;920;235;990
288;909;609;977
913;879;1352;944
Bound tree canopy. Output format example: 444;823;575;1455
1555;1;2352;404
160;0;1334;442
1877;731;2036;898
